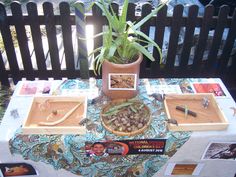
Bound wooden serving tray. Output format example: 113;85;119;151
22;96;87;134
164;93;228;131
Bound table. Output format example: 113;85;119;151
0;78;235;177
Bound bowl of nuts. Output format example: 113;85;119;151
101;99;151;136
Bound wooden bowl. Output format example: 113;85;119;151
101;99;151;136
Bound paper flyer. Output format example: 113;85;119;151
143;79;186;95
202;142;236;160
165;162;204;176
54;79;99;99
16;79;99;99
17;81;52;96
108;73;137;90
85;139;166;157
192;83;226;96
0;163;38;176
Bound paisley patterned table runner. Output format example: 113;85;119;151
9;79;193;177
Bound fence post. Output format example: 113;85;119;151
27;2;47;79
0;3;20;84
11;2;34;80
43;2;61;79
60;2;75;77
74;2;89;79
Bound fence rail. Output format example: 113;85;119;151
0;2;235;92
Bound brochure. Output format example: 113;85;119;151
85;139;166;157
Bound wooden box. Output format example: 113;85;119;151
22;96;87;134
164;93;228;131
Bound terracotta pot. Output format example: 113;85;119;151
102;53;143;99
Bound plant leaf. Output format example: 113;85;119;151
120;0;129;26
108;3;121;32
94;1;118;30
132;42;155;61
93;54;100;75
88;46;102;58
133;30;162;63
132;3;167;30
135;30;158;47
79;32;104;41
108;43;118;58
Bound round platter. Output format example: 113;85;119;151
101;99;151;136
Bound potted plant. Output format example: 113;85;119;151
91;0;166;99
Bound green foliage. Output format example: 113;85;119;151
91;0;167;75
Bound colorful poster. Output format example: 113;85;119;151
85;139;166;157
192;83;226;96
202;142;236;160
0;163;37;176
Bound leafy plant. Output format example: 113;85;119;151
90;0;167;74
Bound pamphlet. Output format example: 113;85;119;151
85;139;166;157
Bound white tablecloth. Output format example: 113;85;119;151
154;79;236;177
1;78;235;177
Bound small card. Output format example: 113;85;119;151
192;83;226;96
143;79;195;95
165;163;204;176
0;163;38;176
53;79;99;99
145;84;182;95
202;142;236;160
85;139;166;157
17;81;52;96
108;73;137;90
